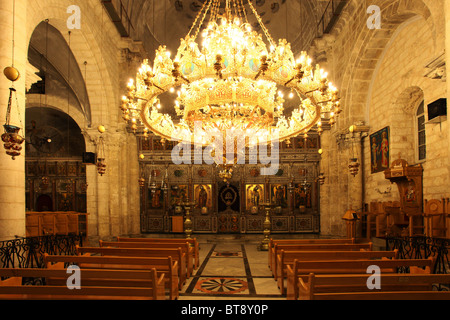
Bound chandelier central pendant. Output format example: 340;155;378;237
122;0;341;154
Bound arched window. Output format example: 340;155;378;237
416;101;426;162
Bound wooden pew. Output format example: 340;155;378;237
272;242;373;280
277;249;398;295
298;273;450;300
268;238;356;272
0;268;165;300
100;240;193;277
286;257;436;300
76;246;187;288
44;254;179;300
117;237;200;269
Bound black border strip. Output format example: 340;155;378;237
241;244;256;295
184;244;217;294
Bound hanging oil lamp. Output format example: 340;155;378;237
2;87;24;160
96;128;107;176
349;158;360;177
317;172;326;185
2;0;24;160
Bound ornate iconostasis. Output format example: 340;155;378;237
139;133;322;235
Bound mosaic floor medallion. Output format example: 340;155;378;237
211;251;243;258
195;277;248;294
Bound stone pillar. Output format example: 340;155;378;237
445;2;450;196
0;0;27;241
82;127;141;242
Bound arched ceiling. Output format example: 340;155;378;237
110;0;333;59
27;22;92;126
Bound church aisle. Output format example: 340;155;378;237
179;242;284;300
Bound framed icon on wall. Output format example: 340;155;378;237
370;126;390;174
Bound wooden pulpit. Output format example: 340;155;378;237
384;159;424;236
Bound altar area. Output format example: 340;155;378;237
139;135;322;235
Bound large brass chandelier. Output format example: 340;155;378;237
122;0;340;150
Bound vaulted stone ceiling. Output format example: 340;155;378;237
108;0;344;119
115;0;333;59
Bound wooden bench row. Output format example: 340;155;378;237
268;238;358;272
76;245;187;293
276;249;396;295
0;237;200;300
286;257;439;300
44;253;180;300
0;268;165;300
116;237;200;269
297;273;450;300
268;238;450;300
100;240;194;278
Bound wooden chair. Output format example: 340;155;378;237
41;214;56;235
25;214;41;237
67;213;79;235
55;214;69;235
424;199;448;238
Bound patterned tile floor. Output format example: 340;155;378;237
179;242;284;300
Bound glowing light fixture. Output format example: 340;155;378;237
121;0;341;149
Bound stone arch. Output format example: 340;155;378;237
337;0;436;126
25;106;86;158
25;94;87;135
27;21;92;125
394;86;425;116
25;0;121;132
393;86;426;163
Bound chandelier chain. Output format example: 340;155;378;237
187;0;210;38
238;0;249;25
232;0;243;22
192;0;214;40
209;0;221;25
246;0;275;46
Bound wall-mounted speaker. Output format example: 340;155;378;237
428;98;447;121
82;152;96;165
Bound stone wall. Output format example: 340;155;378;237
318;0;448;237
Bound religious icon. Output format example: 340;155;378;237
271;184;287;208
294;184;312;210
246;184;264;211
170;185;188;206
194;184;212;210
405;181;416;203
149;187;163;209
370;127;390;174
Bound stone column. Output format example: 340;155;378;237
0;0;27;241
445;2;450;196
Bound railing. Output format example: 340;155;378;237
0;234;83;269
386;236;450;290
